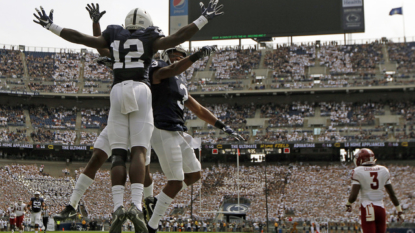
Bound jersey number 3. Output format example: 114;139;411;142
111;39;144;69
177;83;189;110
370;172;379;190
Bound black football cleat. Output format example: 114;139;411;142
126;204;148;233
110;206;127;233
143;197;157;224
54;205;77;221
147;224;158;233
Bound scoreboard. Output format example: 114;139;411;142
169;0;365;41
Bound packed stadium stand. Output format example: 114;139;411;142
0;163;413;225
3;40;415;95
1;99;415;144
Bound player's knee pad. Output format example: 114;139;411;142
111;149;128;169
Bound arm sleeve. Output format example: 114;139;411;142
384;167;391;185
351;169;360;185
149;59;169;82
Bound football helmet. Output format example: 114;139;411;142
353;148;376;167
125;8;153;30
161;46;187;64
18;198;23;204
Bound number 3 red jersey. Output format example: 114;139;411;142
351;165;391;208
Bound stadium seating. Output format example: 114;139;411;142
1;163;413;223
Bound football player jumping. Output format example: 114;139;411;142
144;46;244;233
33;1;224;233
346;149;404;233
55;3;155;222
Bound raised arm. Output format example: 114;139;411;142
86;3;111;57
185;96;244;141
153;0;224;51
152;46;216;84
33;6;107;49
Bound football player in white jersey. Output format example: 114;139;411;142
14;198;27;233
7;204;16;233
345;148;403;233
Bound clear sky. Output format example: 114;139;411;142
0;0;413;51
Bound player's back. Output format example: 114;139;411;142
352;165;390;207
102;25;164;87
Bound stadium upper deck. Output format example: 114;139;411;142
1;40;415;97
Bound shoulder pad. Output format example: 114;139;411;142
105;25;124;31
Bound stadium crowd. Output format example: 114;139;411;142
1;163;413;226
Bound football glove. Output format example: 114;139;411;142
94;56;114;69
200;0;224;21
33;6;54;29
397;212;404;223
223;126;245;141
345;203;352;212
190;46;217;62
86;3;106;23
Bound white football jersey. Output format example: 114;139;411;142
351;165;391;207
8;207;16;218
14;203;26;216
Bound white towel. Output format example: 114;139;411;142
121;80;139;114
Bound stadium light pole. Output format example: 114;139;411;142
264;158;269;233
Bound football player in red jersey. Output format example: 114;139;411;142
346;148;403;233
14;198;27;233
7;204;16;233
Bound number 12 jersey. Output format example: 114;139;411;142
102;25;165;87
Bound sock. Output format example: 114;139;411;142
112;185;125;212
148;191;174;229
70;173;94;209
181;182;188;191
144;182;154;198
131;183;144;210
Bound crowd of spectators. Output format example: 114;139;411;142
0;105;26;126
26;52;54;79
29;105;76;129
0;163;414;224
0;128;28;142
210;47;261;80
31;129;77;144
80;108;108;128
262;102;313;128
53;53;81;81
79;131;98;145
320;102;382;126
387;42;415;74
0;49;24;78
83;53;113;83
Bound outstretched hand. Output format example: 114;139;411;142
86;3;106;23
33;6;54;29
200;0;224;21
94;56;114;69
224;126;245;141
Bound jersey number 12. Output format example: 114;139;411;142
111;39;144;69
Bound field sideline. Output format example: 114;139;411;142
2;232;237;233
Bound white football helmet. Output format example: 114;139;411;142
161;46;187;64
125;8;153;30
